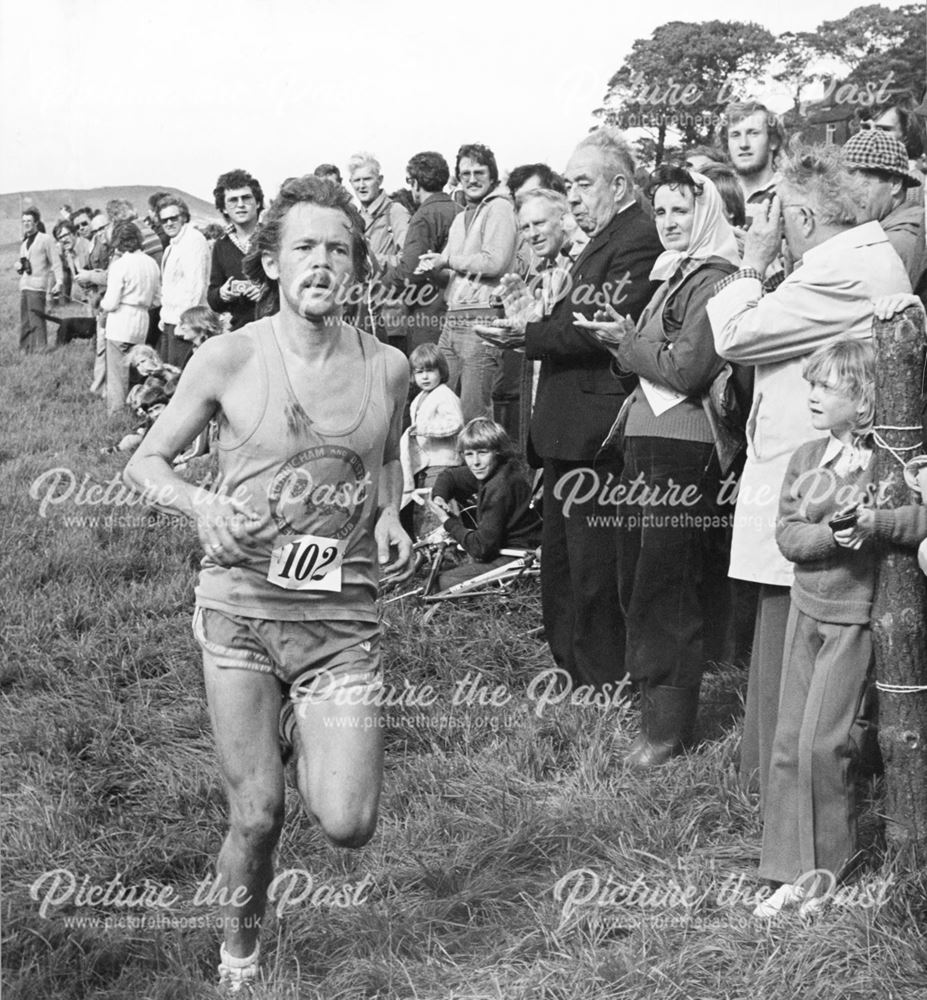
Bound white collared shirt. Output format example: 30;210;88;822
818;432;872;477
160;223;210;326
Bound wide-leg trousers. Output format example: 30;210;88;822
759;607;871;883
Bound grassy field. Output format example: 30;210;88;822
2;243;926;1000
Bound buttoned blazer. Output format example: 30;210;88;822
525;203;662;462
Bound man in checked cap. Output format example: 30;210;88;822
843;127;925;289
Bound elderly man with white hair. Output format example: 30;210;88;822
706;143;912;810
348;151;410;341
480;129;663;692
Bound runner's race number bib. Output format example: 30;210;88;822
267;533;344;592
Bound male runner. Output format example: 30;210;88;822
124;175;411;993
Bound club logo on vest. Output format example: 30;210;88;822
268;445;372;538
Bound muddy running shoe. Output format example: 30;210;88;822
218;943;259;995
218;977;255;998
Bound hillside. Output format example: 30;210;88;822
0;185;221;247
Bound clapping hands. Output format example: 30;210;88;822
572;302;635;359
497;274;542;325
474;273;542;348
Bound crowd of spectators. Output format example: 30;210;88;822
14;94;927;918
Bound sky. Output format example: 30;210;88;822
0;0;918;202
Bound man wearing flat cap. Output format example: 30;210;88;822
843;128;925;288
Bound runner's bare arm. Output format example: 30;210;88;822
123;335;266;559
376;348;413;575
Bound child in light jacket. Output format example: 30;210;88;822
400;342;464;538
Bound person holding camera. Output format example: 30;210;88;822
706;144;911;812
17;208;63;353
207;169;265;331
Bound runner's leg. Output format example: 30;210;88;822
292;681;383;848
203;653;285;959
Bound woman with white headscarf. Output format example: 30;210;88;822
577;165;742;768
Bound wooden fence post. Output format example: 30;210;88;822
872;304;927;860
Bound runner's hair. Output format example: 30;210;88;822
243;174;369;289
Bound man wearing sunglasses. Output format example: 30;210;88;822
157;194;210;368
70;207;95;244
60;214;93;288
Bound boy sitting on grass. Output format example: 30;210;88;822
426;417;541;589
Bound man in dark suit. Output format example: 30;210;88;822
482;129;661;690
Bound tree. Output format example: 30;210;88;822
772;31;827;113
815;4;926;100
594;20;779;163
630;136;677;173
872;305;927;861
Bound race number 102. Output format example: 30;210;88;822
268;534;343;591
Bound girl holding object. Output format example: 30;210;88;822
755;337;927;918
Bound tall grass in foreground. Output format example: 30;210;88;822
2;251;926;999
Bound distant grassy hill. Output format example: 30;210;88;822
0;185;221;247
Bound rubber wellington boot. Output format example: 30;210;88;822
627;684;700;769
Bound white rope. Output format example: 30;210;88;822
875;682;927;694
871;430;923;471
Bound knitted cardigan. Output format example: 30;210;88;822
776;437;927;624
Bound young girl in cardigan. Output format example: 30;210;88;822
400;342;465;538
754;337;927;918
